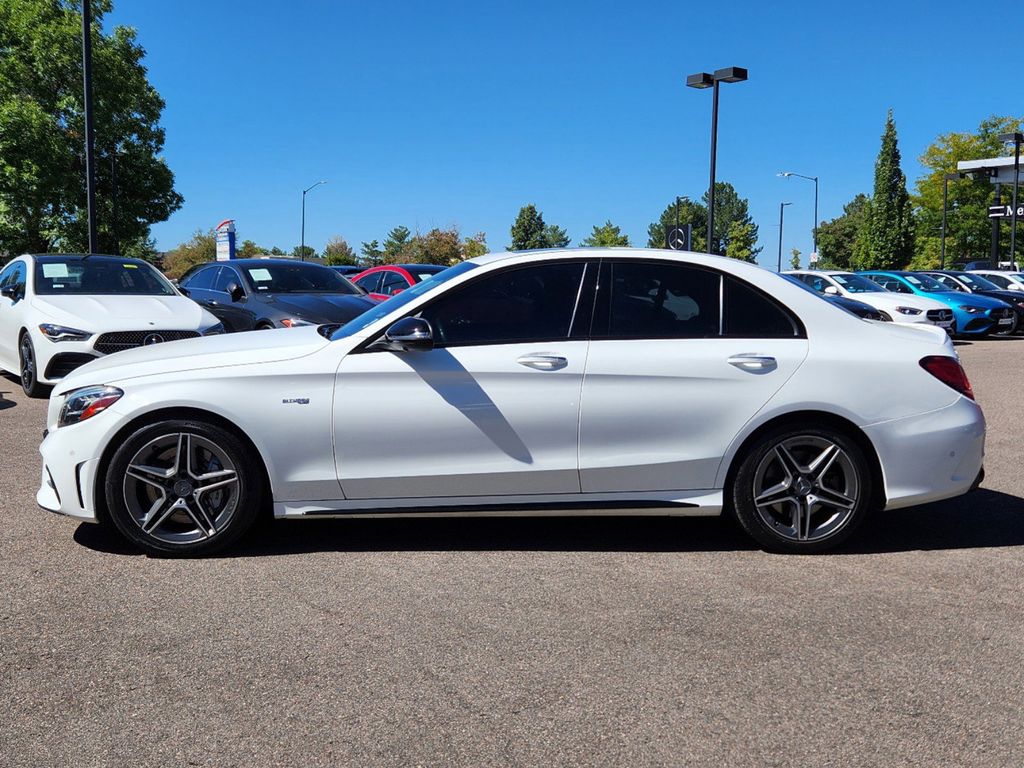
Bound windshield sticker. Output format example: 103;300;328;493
42;263;69;278
123;263;138;269
248;268;272;282
905;275;922;285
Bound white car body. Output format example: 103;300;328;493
785;270;954;329
37;249;985;552
969;270;1024;292
0;254;221;388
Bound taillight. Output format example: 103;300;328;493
919;356;974;400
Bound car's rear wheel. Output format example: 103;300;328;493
731;424;873;554
104;419;265;556
19;332;49;398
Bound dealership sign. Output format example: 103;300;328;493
988;204;1024;219
215;219;236;260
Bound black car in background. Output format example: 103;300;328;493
923;270;1024;335
179;259;375;332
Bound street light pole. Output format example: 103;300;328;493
300;180;327;261
777;202;791;272
1000;132;1022;269
81;0;98;255
940;172;962;269
778;172;818;265
687;67;747;255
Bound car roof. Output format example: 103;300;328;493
223;258;332;267
27;253;149;264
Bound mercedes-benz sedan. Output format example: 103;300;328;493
37;249;985;556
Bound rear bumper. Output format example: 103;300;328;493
865;396;986;511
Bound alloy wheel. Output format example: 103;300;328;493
751;435;860;542
122;432;241;544
20;335;35;390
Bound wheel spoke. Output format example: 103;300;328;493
142;500;177;534
754;481;795;509
814;485;855;511
791;496;811;540
807;443;839;481
180;500;215;538
189;497;219;537
127;463;173;488
194;469;237;491
775;445;803;476
174;433;192;476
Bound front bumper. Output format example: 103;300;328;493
865;395;986;511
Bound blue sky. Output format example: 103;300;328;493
108;0;1018;267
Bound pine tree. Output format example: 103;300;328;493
582;220;630;247
509;204;549;250
859;110;914;269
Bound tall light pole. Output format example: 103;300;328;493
999;132;1022;269
940;172;963;269
778;172;818;266
81;0;98;255
300;180;327;261
777;202;791;272
687;67;747;255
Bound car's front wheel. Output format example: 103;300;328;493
104;419;265;556
731;424;873;554
19;332;49;398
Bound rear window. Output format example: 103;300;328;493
34;258;175;295
722;276;801;337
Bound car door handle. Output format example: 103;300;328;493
727;354;777;372
516;354;568;371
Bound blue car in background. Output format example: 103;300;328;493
860;271;1014;337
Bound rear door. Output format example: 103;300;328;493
578;259;809;492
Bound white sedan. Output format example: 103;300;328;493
0;254;223;396
969;270;1024;292
785;270;954;329
37;249;985;556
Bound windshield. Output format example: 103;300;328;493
953;272;1000;291
831;273;885;293
244;263;360;294
902;273;951;293
411;266;447;282
34;257;176;296
331;261;478;339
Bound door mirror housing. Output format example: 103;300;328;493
823;285;839;295
376;317;433;352
1;285;22;301
178;286;190;297
226;282;245;302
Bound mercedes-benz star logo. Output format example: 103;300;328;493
143;333;165;346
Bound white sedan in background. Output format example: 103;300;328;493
785;270;954;329
37;248;985;557
969;270;1024;292
0;254;223;397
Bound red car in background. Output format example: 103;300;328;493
350;264;449;302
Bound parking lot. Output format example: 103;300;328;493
1;338;1022;767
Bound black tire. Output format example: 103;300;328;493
731;423;873;554
254;321;275;330
19;332;49;398
104;418;266;556
992;313;1019;337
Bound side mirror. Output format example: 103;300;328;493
1;285;21;301
823;285;839;295
226;282;245;302
178;286;190;297
378;317;433;352
389;287;405;296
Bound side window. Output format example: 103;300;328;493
936;275;964;292
183;266;217;290
419;262;586;346
212;267;237;294
599;261;719;339
868;275;910;294
722;276;801;338
357;273;383;294
12;262;26;290
0;262;16;288
380;271;409;296
809;276;828;293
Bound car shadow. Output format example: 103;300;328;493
0;392;14;410
72;488;1024;558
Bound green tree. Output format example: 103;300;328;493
789;247;801;270
322;235;357;265
509;204;548;250
647;196;706;251
582;220;630;247
162;228;214;279
291;245;317;260
725;220;758;262
910;114;1023;270
383;225;412;261
857;110;914;270
462;232;488;260
360;239;383;267
704;182;761;257
0;0;182;256
543;223;570;248
817;193;870;270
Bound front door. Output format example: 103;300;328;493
334;260;594;499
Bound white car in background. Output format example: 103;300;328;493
0;254;223;397
969;270;1024;292
37;248;985;558
785;270;954;330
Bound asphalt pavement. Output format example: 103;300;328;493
2;338;1022;767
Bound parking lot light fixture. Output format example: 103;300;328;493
779;172;819;266
300;180;327;262
777;202;792;272
687;67;748;255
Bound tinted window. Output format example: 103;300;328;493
1;261;26;290
419;262;586;345
212;267;238;294
182;266;217;290
381;271;409;295
356;273;383;294
723;276;801;338
600;261;719;338
34;258;174;295
932;274;966;292
243;262;357;293
865;275;911;294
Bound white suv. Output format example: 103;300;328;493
785;270;954;330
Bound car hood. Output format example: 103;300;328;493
850;293;949;312
31;294;217;331
261;293;375;323
975;289;1024;306
54;326;331;393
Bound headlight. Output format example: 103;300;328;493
202;322;225;336
1015;302;1024;309
280;318;312;328
58;386;123;428
894;306;922;315
39;324;92;342
959;305;985;314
